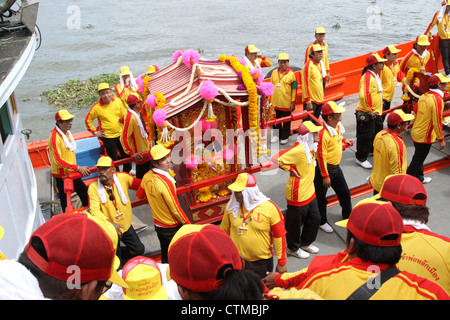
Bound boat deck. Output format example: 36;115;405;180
0;24;32;86
35;89;450;273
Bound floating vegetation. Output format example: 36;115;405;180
41;73;119;109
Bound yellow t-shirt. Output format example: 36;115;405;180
220;200;286;264
316;124;344;179
48;129;78;178
278;142;316;206
270;68;298;110
88;172;139;232
380;62;400;102
411;91;445;144
137;170;191;228
370;129;407;192
85;98;127;138
301;59;324;104
356;71;383;115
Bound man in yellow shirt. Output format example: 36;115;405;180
48;110;90;213
425;1;450;76
373;174;450;294
370;110;414;194
244;44;273;72
263;201;450;300
305;27;331;91
407;73;448;184
270;53;298;145
136;144;191;263
88;156;145;265
314;101;353;233
220;173;287;279
302;44;324;125
380;45;402;121
115;65;138;108
120;94;151;178
355;53;386;169
278;121;322;259
85;83;131;173
399;35;431;75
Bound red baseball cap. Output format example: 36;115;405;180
167;224;242;292
387;110;414;125
373;174;427;205
346;202;403;247
297;121;322;135
366;53;387;65
25;213;128;288
126;94;140;106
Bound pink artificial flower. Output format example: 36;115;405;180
182;49;201;68
199;80;219;101
146;94;157;108
152;108;166;127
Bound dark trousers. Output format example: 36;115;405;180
382;99;391;121
55;177;89;213
155;224;183;264
285;198;320;251
355;115;383;161
136;160;151;179
440;39;450;75
314;165;352;225
406;142;432;182
101;136;132;173
117;225;145;264
275;109;292;141
245;257;274;279
305;102;323;125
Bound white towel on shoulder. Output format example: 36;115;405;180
55;126;77;151
98;174;128;205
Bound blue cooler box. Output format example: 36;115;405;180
75;137;101;180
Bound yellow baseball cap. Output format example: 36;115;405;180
321;101;346;115
228;173;257;192
245;44;260;54
97;83;111;92
122;256;168;300
383;45;401;55
95;156;113;167
429;73;450;85
278;53;290;60
146;65;159;74
55;109;75;121
315;27;326;34
416;35;431;46
120;66;131;76
150;144;171;161
0;225;4;240
312;44;323;52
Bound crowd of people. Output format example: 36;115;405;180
1;1;450;301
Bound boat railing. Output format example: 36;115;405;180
61;110;320;213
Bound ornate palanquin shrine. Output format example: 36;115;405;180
144;49;274;223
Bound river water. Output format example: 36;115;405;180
15;0;438;141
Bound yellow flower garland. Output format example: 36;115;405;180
219;55;260;156
218;55;259;132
